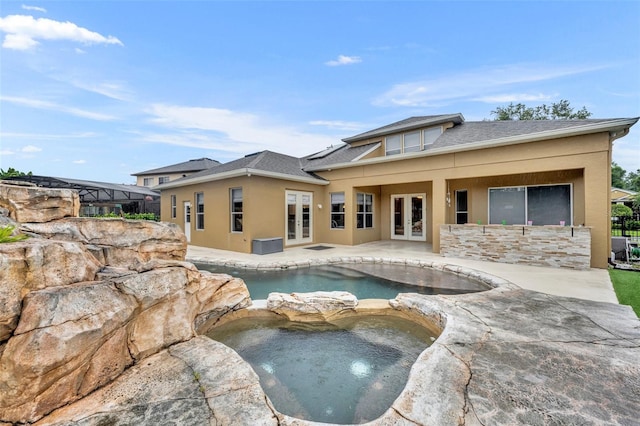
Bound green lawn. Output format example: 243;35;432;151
609;269;640;317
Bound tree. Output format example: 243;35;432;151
0;168;32;179
611;162;627;189
625;170;640;193
491;99;592;121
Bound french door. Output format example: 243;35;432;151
391;194;426;241
183;201;191;243
285;190;313;245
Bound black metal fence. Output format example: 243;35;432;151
612;214;640;238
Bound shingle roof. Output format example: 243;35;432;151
164;151;327;186
429;119;616;150
132;158;220;176
302;143;380;169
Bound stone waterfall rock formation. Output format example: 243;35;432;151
0;182;252;424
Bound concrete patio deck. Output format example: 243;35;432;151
187;240;619;304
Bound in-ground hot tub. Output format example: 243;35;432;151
206;310;439;424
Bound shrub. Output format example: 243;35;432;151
91;212;159;221
612;204;633;218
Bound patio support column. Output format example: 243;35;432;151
432;177;447;253
584;164;609;269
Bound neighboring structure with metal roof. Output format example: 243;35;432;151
132;158;220;188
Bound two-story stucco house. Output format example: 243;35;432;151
133;158;220;188
158;114;638;268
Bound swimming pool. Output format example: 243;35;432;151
194;262;491;299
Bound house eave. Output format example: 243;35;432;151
157;168;328;190
307;118;639;172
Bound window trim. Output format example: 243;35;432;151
330;192;345;229
356;192;374;229
488;183;573;225
170;195;177;219
230;187;243;233
195;192;205;230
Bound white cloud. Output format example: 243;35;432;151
1;131;98;139
1;95;117;121
0;150;15;156
308;120;366;132
69;80;133;101
0;14;123;50
325;55;362;67
21;5;47;13
145;104;338;157
21;145;42;152
72;159;86;164
373;63;609;107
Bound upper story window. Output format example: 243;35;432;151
158;176;170;184
143;177;154;186
423;127;442;146
385;126;442;156
231;188;243;232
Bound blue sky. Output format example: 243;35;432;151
1;1;639;184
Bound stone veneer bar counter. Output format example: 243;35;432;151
440;224;591;270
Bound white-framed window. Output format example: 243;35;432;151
455;190;468;224
488;184;572;225
171;195;177;218
230;188;243;232
423;127;442;146
403;131;421;153
356;193;373;229
385;126;442;155
143;177;154;186
385;135;402;155
195;192;205;230
158;176;170;184
330;192;345;229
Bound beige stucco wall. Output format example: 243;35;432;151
161;176;327;253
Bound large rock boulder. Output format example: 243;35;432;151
0;239;101;342
0;281;138;422
21;217;187;268
267;291;358;322
33;337;279;426
0;263;251;424
0;181;79;223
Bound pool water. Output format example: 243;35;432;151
206;315;436;424
195;263;489;299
